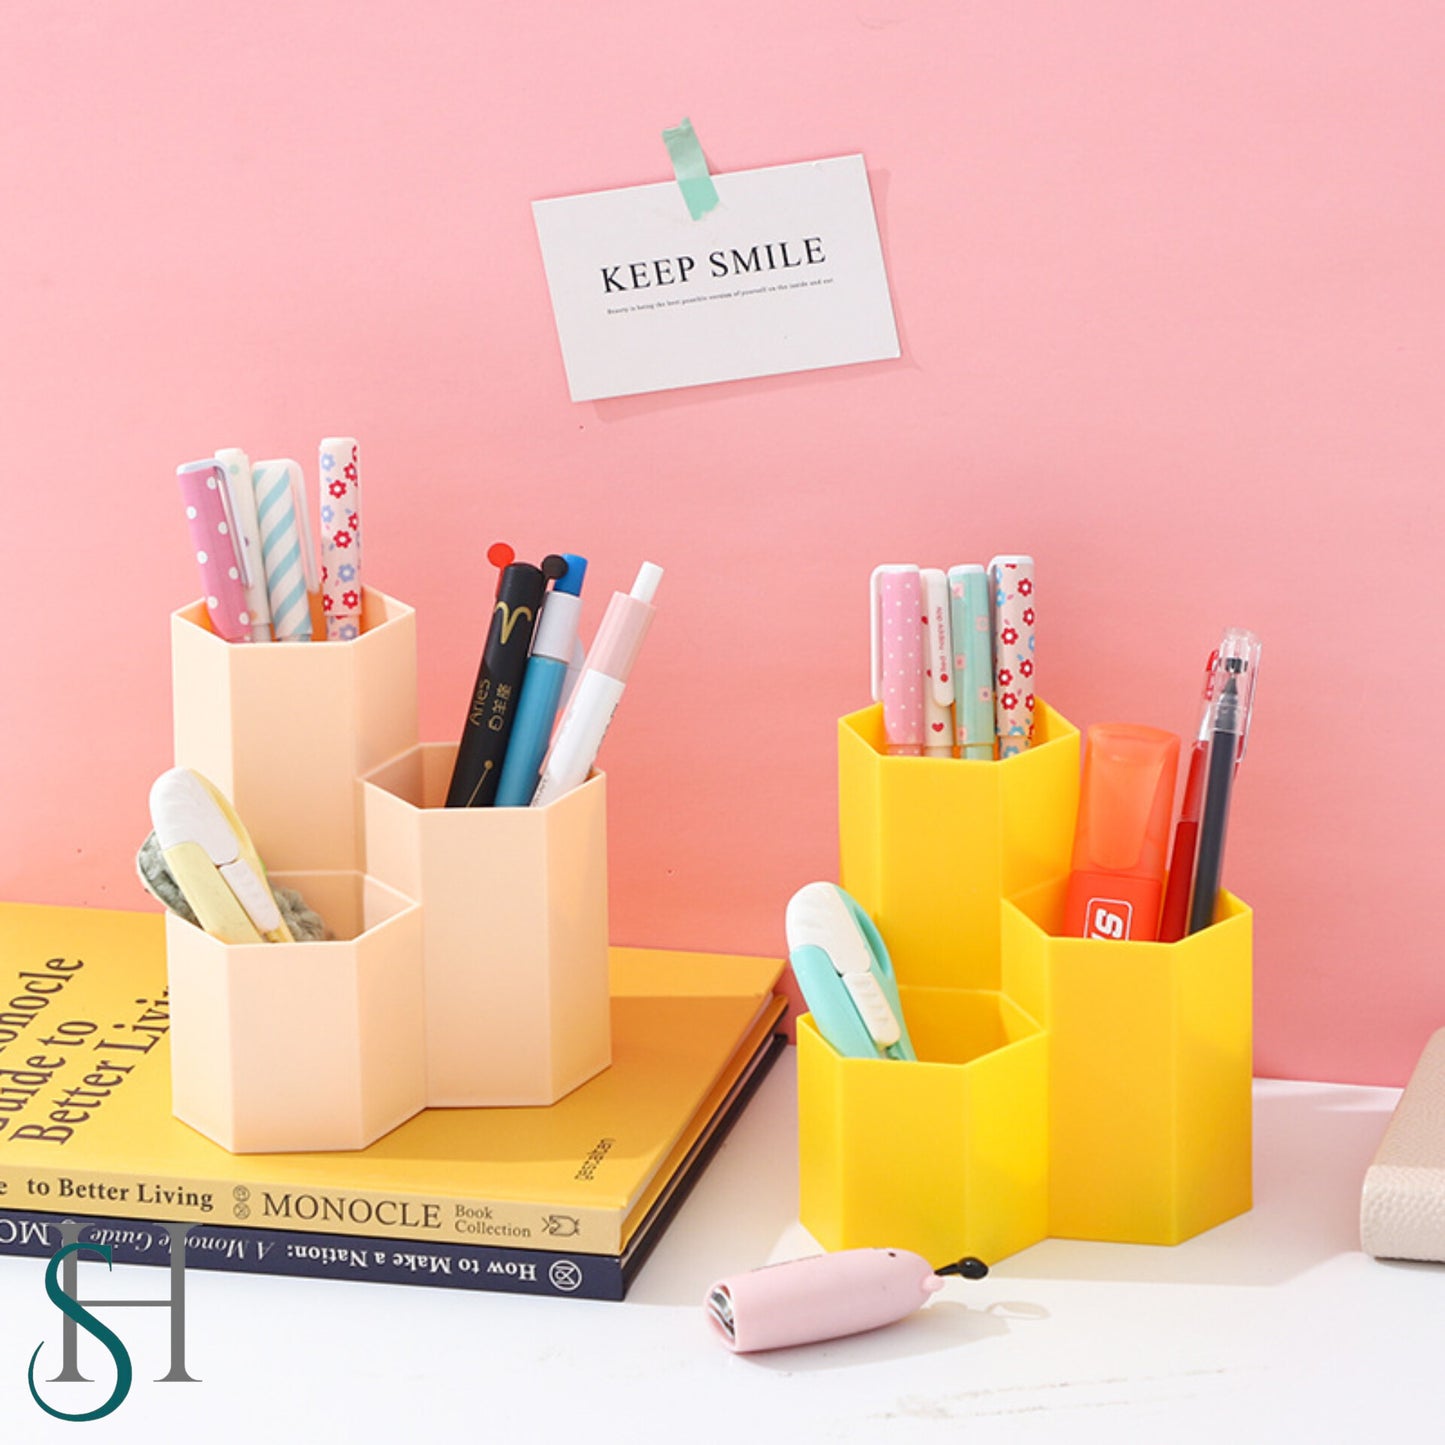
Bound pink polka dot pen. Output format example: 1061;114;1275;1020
176;459;253;642
869;565;925;756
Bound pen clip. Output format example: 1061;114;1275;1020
290;467;319;592
208;468;249;592
1194;648;1221;743
215;466;252;588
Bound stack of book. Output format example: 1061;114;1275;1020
0;903;785;1301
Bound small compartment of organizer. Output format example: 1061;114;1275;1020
166;871;426;1153
170;588;419;873
1002;879;1253;1244
837;700;1080;987
360;744;611;1107
798;987;1048;1265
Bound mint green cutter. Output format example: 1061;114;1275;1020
786;883;917;1062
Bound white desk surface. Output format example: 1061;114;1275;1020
1;1059;1439;1442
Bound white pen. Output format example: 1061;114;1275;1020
531;562;662;806
920;567;954;757
215;447;272;642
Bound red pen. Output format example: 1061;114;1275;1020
1159;652;1218;942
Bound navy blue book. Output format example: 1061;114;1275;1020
0;1034;784;1302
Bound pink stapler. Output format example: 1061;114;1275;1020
705;1248;988;1353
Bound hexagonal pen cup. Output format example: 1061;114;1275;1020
798;987;1049;1267
170;588;419;874
838;700;1080;990
166;871;426;1153
360;743;610;1108
1002;879;1253;1244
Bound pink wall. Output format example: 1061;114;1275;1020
2;3;1440;1085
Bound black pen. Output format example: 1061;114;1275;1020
446;546;567;808
1186;629;1261;934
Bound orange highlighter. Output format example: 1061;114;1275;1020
1063;724;1180;942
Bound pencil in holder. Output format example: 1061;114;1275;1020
1002;880;1253;1243
170;588;419;874
798;991;1049;1266
837;700;1080;987
360;743;611;1107
166;871;426;1153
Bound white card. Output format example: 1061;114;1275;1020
532;155;899;401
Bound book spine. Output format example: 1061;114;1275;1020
0;1164;624;1254
0;1208;625;1302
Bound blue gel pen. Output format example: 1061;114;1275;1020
495;554;588;806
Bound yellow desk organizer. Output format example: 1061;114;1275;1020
798;700;1253;1265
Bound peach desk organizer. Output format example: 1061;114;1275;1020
798;700;1253;1266
165;589;611;1153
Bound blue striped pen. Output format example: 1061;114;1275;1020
252;460;319;642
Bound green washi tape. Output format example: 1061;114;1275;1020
662;117;720;220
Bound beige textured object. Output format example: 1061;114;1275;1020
361;743;611;1107
1361;1028;1445;1262
167;872;426;1153
170;589;419;873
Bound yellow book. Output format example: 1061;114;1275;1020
0;903;785;1299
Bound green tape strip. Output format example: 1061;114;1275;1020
662;117;719;220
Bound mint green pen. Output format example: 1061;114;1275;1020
948;565;995;760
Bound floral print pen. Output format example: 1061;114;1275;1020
319;437;362;641
988;555;1036;758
